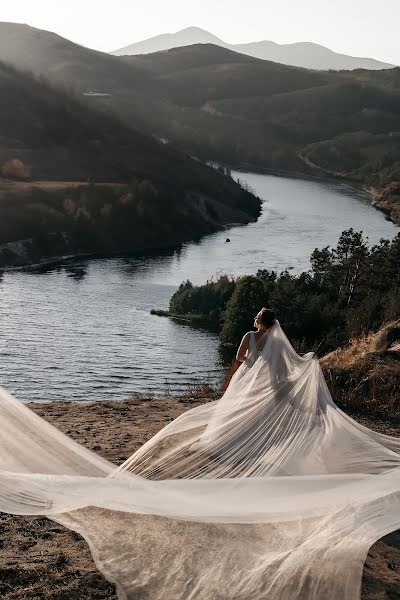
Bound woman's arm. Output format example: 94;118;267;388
236;332;250;362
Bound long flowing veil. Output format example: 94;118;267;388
1;321;400;599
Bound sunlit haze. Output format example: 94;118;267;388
0;0;399;65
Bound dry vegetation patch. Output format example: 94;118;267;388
321;322;400;418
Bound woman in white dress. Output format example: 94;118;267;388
1;310;400;599
236;307;276;373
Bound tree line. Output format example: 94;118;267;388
168;229;400;354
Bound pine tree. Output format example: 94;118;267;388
221;276;267;346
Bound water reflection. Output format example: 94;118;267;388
118;245;182;278
64;265;87;281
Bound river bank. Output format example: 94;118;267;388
1;389;400;599
0;165;398;272
233;157;399;228
0;177;260;269
237;162;400;227
370;181;400;225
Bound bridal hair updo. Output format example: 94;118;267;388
259;308;276;328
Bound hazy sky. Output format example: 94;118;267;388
1;0;399;65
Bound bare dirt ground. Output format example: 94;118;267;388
1;392;399;599
0;177;127;192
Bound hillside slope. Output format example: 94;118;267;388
0;62;260;266
0;22;153;92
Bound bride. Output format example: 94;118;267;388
1;309;400;599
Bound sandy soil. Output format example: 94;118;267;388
1;391;399;599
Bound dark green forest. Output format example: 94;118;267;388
0;61;260;265
167;230;400;354
0;60;261;201
120;47;400;217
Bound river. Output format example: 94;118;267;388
0;171;396;402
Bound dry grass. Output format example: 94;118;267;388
321;333;374;370
322;323;400;418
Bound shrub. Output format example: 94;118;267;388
169;276;235;325
1;158;31;179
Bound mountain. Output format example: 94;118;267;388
111;26;395;71
1;23;399;225
125;43;330;105
233;40;395;71
112;26;222;57
124;45;400;218
0;60;260;266
0;22;153;92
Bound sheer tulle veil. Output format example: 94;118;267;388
1;320;400;599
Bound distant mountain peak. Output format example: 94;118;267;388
172;26;222;41
178;26;221;39
111;27;395;71
180;26;210;33
111;27;223;56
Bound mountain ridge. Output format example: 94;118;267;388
111;26;395;71
0;22;399;226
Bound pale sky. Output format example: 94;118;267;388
1;0;399;65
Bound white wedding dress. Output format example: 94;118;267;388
1;321;400;599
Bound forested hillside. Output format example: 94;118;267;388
123;46;400;190
1;24;397;222
0;61;260;266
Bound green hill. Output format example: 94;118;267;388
124;46;400;183
1;23;399;223
125;44;330;104
125;47;400;220
0;61;260;266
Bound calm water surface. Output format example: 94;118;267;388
0;172;396;402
